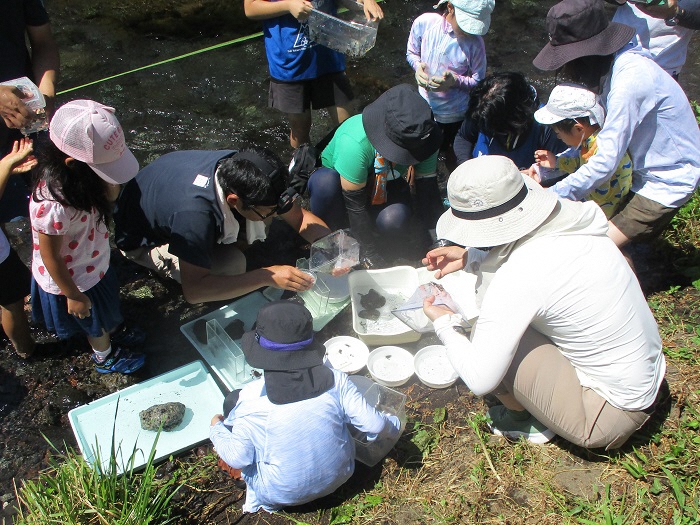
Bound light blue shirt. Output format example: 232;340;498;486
209;369;399;513
613;3;695;76
407;13;486;124
551;49;700;208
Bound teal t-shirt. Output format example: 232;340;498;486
321;114;438;185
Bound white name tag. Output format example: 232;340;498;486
193;174;210;188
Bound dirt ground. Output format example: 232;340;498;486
1;211;697;524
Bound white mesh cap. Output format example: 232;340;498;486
49;100;139;184
534;83;606;127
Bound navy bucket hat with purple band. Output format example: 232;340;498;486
241;301;326;371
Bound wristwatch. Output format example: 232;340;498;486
666;7;684;26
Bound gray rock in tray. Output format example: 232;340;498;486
139;402;186;431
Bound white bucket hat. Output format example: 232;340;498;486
435;0;495;36
436;156;558;248
534;83;606;127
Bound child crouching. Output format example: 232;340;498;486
531;83;632;218
210;301;400;513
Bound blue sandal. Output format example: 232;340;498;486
92;347;146;374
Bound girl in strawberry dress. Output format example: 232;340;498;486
29;100;145;374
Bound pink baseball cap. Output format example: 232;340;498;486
49;100;139;185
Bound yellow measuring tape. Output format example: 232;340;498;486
57;32;263;95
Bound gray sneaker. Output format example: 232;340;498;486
487;405;555;444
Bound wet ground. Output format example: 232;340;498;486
1;0;699;522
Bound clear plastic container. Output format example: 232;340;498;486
206;319;248;383
300;274;331;324
309;229;360;275
307;2;378;58
0;76;48;135
348;375;406;466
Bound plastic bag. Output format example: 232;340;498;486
391;282;469;333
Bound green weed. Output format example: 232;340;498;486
14;432;181;525
326;493;383;524
410;407;448;458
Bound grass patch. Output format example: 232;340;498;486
14;433;182;525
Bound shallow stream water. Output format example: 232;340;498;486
0;0;698;520
48;0;699;168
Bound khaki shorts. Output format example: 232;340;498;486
610;192;679;242
121;243;246;284
498;328;656;450
269;71;354;114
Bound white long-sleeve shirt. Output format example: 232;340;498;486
433;204;665;411
210;369;399;513
406;13;486;124
613;3;695;76
551;49;700;209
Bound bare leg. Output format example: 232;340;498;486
1;301;34;358
288;111;312;149
607;221;635;268
328;104;354;126
607;220;630;248
87;330;111;352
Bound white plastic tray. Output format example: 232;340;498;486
349;266;422;345
68;361;224;473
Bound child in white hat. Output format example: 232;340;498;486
531;83;632;219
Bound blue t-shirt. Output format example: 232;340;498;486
454;117;566;170
114;150;237;270
263;0;345;82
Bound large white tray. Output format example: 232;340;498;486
68;360;224;473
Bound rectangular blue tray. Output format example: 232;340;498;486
180;289;349;390
180;292;268;391
68;360;224;474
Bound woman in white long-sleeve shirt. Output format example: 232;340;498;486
533;0;700;249
422;155;665;448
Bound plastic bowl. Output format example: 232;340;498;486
324;336;369;374
367;346;414;387
414;345;459;389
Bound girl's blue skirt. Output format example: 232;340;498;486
31;266;124;341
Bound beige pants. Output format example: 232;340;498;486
122;243;247;284
498;328;654;450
